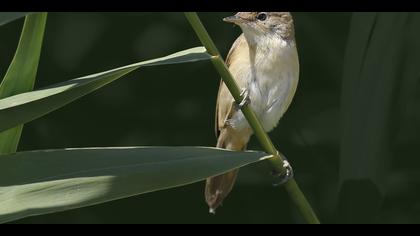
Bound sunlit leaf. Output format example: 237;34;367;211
0;146;269;223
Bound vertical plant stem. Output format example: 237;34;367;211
0;13;48;155
184;12;320;224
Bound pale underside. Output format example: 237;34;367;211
215;33;299;138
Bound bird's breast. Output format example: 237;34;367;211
229;43;299;132
249;68;297;132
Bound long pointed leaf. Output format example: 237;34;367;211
0;13;47;154
0;47;211;133
0;146;269;223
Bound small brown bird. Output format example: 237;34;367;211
205;12;299;213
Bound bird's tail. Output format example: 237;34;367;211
205;129;247;214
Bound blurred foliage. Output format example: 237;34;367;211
0;12;418;223
338;12;420;223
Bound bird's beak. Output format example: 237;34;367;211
223;13;248;24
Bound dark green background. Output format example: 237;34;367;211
1;12;419;223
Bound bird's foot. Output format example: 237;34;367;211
271;159;294;186
236;88;251;110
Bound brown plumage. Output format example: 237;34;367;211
205;12;299;213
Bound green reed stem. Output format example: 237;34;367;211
184;12;320;224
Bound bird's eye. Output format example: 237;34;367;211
256;12;268;21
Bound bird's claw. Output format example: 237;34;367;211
271;160;294;186
236;88;251;109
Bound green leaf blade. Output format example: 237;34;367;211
0;47;211;134
0;147;268;223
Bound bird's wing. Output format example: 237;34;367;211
215;34;248;137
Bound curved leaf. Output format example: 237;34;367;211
0;12;27;26
0;146;269;223
0;47;211;133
